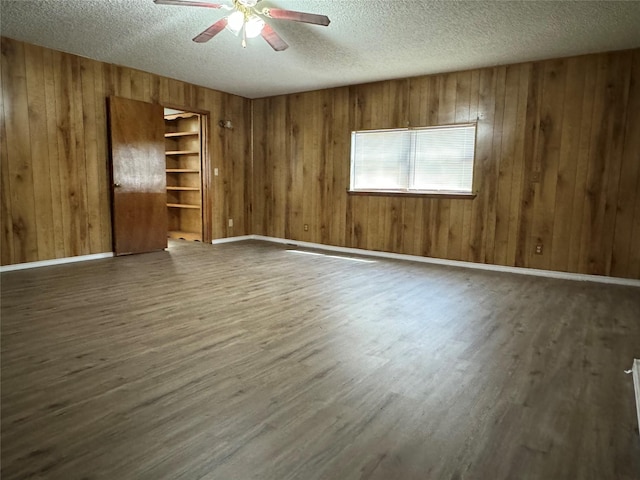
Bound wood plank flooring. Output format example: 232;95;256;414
2;240;639;479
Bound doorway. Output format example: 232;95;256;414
163;108;211;243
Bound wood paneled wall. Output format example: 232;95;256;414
2;36;638;279
0;37;251;266
253;49;640;279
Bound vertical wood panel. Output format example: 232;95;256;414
290;93;305;240
612;50;640;278
80;57;103;253
235;95;252;235
484;66;506;265
53;50;80;257
93;59;112;254
129;69;147;102
115;66;131;98
221;93;233;238
264;96;278;237
208;89;224;240
550;57;586;271
251;98;266;235
504;65;529;267
566;55;597;274
515;62;543;268
529;59;566;271
24;43;55;260
1;38;39;263
318;90;331;244
0;49;13;265
493;65;520;266
580;53;632;275
579;55;614;274
331;86;350;247
41;47;66;258
599;52;632;275
308;91;322;242
469;67;497;264
71;53;90;256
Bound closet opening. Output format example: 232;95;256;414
163;107;211;243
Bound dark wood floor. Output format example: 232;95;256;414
2;240;639;479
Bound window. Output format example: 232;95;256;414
349;124;476;195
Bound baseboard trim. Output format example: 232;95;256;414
212;235;640;287
0;252;114;272
211;235;255;245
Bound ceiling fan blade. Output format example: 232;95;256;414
154;0;223;8
261;24;289;51
193;17;228;43
263;8;330;26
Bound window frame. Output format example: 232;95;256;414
348;123;478;198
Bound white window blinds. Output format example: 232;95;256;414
351;130;410;190
350;124;476;194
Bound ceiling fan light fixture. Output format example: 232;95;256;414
226;10;245;34
154;0;330;52
245;14;265;38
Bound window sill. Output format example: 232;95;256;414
347;190;477;199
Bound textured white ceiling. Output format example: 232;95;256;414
1;0;639;98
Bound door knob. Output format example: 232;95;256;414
114;183;121;188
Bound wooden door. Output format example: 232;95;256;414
108;96;167;255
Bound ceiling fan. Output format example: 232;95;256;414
154;0;330;51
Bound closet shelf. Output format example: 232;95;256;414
166;168;200;173
167;203;201;209
165;131;199;138
166;186;200;191
165;112;198;121
166;150;199;155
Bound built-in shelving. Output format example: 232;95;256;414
164;112;203;242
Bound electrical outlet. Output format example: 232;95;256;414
228;219;233;228
535;244;543;255
304;224;309;231
214;168;219;176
